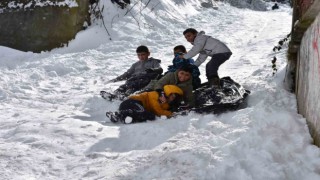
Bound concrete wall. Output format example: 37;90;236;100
0;0;90;53
296;12;320;146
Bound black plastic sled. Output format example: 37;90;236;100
188;76;250;114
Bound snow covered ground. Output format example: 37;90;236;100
1;0;320;179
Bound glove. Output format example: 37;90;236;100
145;68;155;73
156;89;165;97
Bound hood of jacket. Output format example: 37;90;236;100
198;31;205;36
192;31;206;44
147;57;161;63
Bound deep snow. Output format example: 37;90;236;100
1;0;320;179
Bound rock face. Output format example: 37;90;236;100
0;0;90;52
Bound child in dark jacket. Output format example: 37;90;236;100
106;85;183;124
101;45;163;100
166;45;201;90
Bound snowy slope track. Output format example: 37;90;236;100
1;1;320;180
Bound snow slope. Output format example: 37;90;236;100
0;0;320;179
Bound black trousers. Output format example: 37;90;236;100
119;99;156;123
206;52;232;79
116;72;160;96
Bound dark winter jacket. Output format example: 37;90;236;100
145;71;195;107
113;57;161;82
184;31;231;67
166;54;201;89
167;54;195;72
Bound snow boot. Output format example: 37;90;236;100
106;111;133;124
100;91;117;101
208;76;221;89
106;111;122;123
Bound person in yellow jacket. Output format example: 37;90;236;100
106;85;183;124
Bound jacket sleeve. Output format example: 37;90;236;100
184;35;208;59
114;63;136;81
153;73;172;90
149;93;172;117
194;53;208;67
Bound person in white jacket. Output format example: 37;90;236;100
180;28;232;88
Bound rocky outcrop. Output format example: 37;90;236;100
0;0;90;52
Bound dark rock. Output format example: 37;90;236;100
0;0;90;52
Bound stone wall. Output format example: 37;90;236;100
297;12;320;146
0;0;90;52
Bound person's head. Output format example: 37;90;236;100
183;28;198;43
136;45;150;61
177;64;193;82
163;85;183;103
173;45;187;56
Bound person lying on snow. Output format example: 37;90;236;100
143;64;195;109
165;45;201;90
180;28;232;89
106;85;183;124
100;45;163;100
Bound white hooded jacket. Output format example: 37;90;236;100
183;31;231;66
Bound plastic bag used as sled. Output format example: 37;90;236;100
184;76;250;114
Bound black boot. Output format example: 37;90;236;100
100;91;124;101
208;76;221;89
106;111;122;123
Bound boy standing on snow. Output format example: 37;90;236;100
180;28;232;88
106;85;183;124
101;45;163;100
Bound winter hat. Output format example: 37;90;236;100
163;85;183;97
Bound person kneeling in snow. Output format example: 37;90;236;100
106;85;183;124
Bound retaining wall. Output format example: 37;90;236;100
296;12;320;146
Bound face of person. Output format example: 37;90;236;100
173;49;184;56
184;32;196;43
178;70;191;82
167;93;176;103
137;52;150;61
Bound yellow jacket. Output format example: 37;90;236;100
129;85;183;117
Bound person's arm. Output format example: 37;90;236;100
153;73;172;91
194;53;208;67
145;67;163;74
111;63;135;82
149;92;172;116
183;35;208;59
